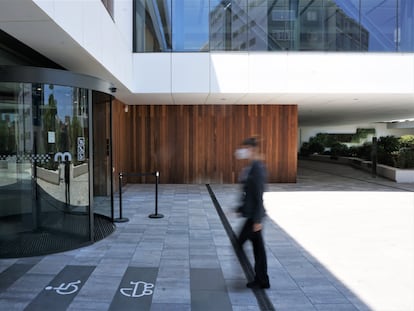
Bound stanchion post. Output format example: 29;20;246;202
114;172;129;223
149;171;163;219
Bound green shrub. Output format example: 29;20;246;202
308;141;325;154
353;142;372;160
399;135;414;148
309;133;329;146
299;141;325;156
377;136;400;153
377;136;400;166
301;133;414;169
397;148;414;168
331;142;350;157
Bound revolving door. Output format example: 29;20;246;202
0;66;115;257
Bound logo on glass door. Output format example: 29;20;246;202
54;152;72;162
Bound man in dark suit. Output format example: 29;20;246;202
235;137;270;289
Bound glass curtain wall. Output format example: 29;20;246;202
133;0;414;52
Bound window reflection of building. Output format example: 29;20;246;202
134;0;172;52
133;0;413;52
209;0;369;51
400;0;414;51
326;3;369;51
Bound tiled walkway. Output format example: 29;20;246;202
0;160;413;311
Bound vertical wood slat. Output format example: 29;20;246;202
112;104;297;184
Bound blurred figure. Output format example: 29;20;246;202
235;137;270;289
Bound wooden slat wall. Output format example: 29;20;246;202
112;103;297;184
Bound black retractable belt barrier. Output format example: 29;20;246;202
115;171;163;223
148;171;163;218
114;172;129;223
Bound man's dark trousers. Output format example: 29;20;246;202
239;218;269;285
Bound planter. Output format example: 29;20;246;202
36;166;60;185
376;165;414;183
73;163;88;178
0;160;7;169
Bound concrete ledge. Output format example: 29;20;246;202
377;165;414;183
73;163;88;178
305;154;414;183
36;166;60;185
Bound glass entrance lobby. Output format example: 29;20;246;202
0;66;115;258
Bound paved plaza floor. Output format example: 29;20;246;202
0;160;413;310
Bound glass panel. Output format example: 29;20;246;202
134;0;172;52
399;0;414;51
0;82;91;256
210;0;248;51
299;0;326;51
248;0;271;51
210;0;231;50
0;83;33;236
360;0;397;51
35;84;90;239
92;91;113;219
329;0;369;51
36;85;87;209
172;0;210;51
266;0;298;51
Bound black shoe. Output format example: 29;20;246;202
246;280;270;289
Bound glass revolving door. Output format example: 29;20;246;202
0;67;115;258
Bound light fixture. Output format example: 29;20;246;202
124;105;129;113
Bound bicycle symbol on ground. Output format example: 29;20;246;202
45;280;81;295
120;281;154;298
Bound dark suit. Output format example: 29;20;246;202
238;160;269;286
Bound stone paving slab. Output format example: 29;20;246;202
0;160;413;310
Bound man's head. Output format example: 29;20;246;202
242;137;258;148
235;137;259;160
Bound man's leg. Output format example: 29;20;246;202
251;230;269;288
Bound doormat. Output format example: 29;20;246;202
0;213;115;258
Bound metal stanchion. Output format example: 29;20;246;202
149;171;163;219
114;172;129;222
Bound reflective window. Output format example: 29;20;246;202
331;0;369;51
361;0;397;51
172;0;210;51
134;0;172;52
399;0;414;51
133;0;414;52
210;0;249;51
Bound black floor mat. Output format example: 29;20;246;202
0;213;115;258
